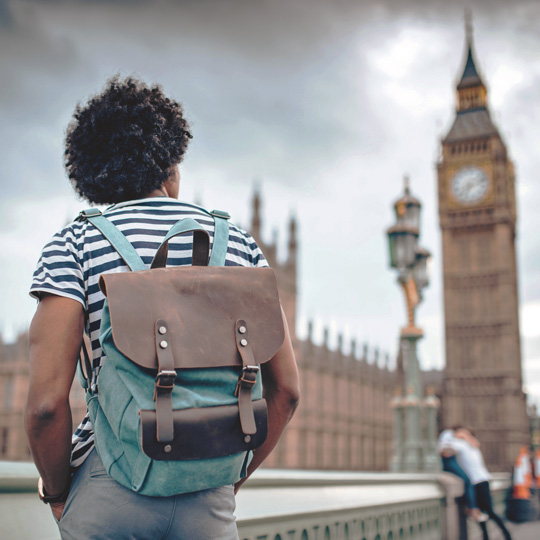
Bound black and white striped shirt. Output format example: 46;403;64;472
30;197;268;467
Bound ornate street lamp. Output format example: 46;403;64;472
386;177;438;472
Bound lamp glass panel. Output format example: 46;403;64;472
388;235;397;268
413;253;429;289
406;205;420;229
390;231;416;268
403;233;417;267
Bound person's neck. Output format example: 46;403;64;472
145;186;170;198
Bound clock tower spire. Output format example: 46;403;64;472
437;20;529;471
456;14;487;112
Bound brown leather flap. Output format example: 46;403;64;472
100;267;284;369
139;399;268;460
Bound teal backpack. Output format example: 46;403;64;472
77;208;284;497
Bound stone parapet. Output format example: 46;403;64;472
1;462;511;540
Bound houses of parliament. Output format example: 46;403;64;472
0;27;530;472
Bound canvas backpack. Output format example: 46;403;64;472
77;207;284;497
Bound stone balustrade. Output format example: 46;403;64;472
0;461;511;540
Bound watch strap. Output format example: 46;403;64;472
38;476;71;504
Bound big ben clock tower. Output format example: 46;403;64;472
438;23;529;470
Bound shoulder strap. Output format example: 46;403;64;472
80;207;230;269
77;209;146;272
151;209;230;268
209;209;230;267
150;218;210;269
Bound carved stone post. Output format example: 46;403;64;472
390;390;403;471
423;388;441;472
401;334;422;472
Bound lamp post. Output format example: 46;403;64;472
386;177;436;472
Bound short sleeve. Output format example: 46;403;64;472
29;225;86;308
250;236;269;268
226;224;269;268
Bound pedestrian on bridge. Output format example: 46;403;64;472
455;427;513;540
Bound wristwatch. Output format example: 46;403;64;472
38;477;71;504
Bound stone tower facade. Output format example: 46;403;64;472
437;30;529;470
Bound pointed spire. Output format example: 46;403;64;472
457;10;484;91
287;212;297;265
457;47;483;90
251;184;261;240
350;338;357;359
323;327;329;348
453;11;488;114
465;7;473;45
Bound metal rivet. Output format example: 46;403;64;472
239;326;247;334
160;340;168;349
244;435;251;443
240;339;248;347
164;444;172;453
159;326;167;335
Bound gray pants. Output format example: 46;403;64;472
57;449;239;540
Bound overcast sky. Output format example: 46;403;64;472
1;0;540;404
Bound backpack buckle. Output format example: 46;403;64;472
210;209;231;220
155;370;177;391
77;208;103;221
234;365;259;397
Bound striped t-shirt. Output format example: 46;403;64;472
30;197;268;467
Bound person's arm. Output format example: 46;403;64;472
25;294;84;518
438;430;456;457
234;308;300;492
468;435;480;448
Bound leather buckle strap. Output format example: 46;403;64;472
235;320;260;436
234;366;259;397
153;320;176;443
155;370;177;391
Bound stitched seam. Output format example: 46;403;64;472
162;495;177;540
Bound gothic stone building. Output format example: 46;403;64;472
250;191;396;470
0;192;396;471
437;33;530;470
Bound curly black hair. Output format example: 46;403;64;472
64;76;192;205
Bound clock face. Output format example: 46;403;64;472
451;167;489;204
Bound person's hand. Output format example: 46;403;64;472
50;502;65;522
234;478;246;494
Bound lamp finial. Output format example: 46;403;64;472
403;174;410;194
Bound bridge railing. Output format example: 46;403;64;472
0;461;510;540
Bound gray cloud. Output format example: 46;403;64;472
0;0;12;27
2;0;540;400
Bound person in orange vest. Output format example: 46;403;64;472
533;448;540;488
513;446;532;499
